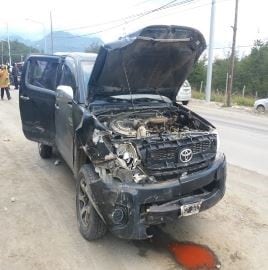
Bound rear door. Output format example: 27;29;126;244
19;55;61;145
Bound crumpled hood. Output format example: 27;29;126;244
88;25;206;101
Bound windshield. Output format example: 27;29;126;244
80;60;95;102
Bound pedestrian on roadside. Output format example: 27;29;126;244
0;65;11;100
12;63;19;90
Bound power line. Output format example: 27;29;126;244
147;0;232;22
54;0;195;39
132;0;159;7
213;45;253;49
55;0;178;32
56;0;231;34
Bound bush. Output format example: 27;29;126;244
211;93;225;103
192;90;255;107
232;95;255;107
192;90;205;99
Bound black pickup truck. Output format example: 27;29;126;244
19;25;226;241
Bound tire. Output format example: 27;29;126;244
182;101;189;105
38;143;52;159
76;164;107;241
256;105;265;113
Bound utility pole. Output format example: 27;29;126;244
6;23;11;65
50;11;54;54
226;0;239;107
205;0;216;102
1;41;3;64
0;20;11;65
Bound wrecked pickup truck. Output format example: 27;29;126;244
19;25;226;240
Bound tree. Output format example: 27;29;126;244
235;41;268;97
212;58;229;93
85;42;101;54
1;40;39;64
189;40;268;98
188;57;207;90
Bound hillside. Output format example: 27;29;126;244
34;31;103;53
1;31;103;54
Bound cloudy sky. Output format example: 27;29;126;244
0;0;267;58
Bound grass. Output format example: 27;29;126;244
232;95;255;107
192;90;255;107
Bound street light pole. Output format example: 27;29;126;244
0;20;11;64
1;41;3;64
50;11;54;54
7;23;11;65
1;40;7;64
205;0;216;102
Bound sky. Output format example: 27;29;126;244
0;0;267;58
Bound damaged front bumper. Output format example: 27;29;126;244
90;153;226;240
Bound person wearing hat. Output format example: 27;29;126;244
0;65;11;100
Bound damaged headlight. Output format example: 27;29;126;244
115;143;148;183
116;143;139;169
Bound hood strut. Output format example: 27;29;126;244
122;60;136;111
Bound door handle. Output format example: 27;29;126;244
55;104;60;110
20;95;30;101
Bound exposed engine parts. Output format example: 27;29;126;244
87;108;216;184
109;111;182;138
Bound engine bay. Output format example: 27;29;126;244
87;107;217;184
99;108;210;140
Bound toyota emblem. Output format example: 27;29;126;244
180;148;193;163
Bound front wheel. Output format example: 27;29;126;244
182;101;189;105
76;164;107;241
256;105;265;113
38;143;52;159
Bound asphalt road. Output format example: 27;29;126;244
189;101;268;176
0;91;267;270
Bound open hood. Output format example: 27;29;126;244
88;25;206;101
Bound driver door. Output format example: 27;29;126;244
19;55;61;145
55;58;77;169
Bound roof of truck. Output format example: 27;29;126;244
54;52;97;61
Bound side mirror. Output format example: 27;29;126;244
56;85;73;103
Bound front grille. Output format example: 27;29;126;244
151;159;211;181
137;134;217;181
150;148;177;160
149;139;213;162
191;140;211;154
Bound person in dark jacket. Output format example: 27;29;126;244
12;63;19;89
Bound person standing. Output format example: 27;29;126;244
12;63;19;90
0;65;11;100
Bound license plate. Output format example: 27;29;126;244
181;201;202;216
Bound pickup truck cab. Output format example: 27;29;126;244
19;25;226;241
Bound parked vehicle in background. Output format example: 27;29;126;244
254;98;268;112
176;80;191;105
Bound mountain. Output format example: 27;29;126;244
33;31;104;53
0;34;33;47
2;31;103;54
